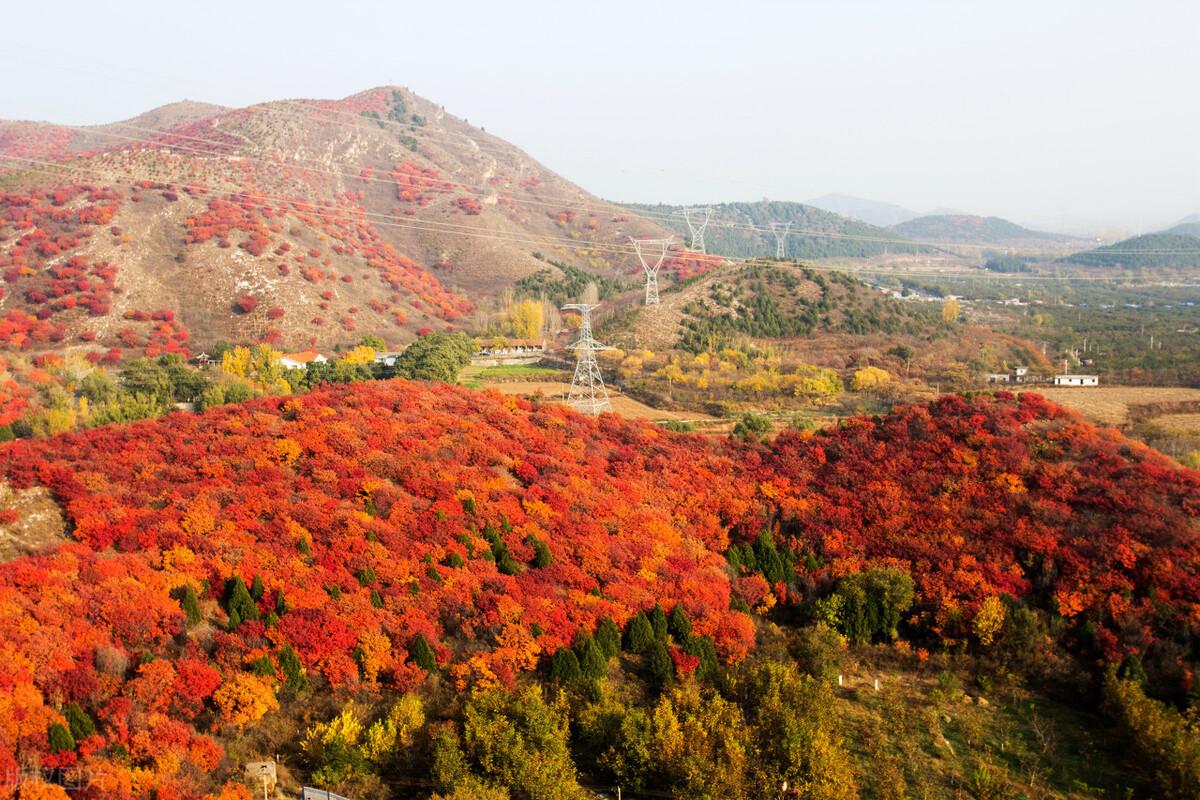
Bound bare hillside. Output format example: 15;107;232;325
0;87;671;355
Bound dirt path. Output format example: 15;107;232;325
478;380;720;424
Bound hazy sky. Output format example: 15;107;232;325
3;0;1197;232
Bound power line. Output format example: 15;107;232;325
0;111;1097;256
0;154;672;261
563;303;613;415
630;237;673;306
3;155;1193;288
683;206;712;254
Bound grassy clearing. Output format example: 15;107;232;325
459;363;563;388
836;649;1147;799
460;363;561;382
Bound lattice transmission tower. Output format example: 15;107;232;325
630;236;673;306
683;206;713;254
562;303;613;416
770;221;791;259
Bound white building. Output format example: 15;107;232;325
373;351;404;367
1052;374;1099;387
279;350;329;370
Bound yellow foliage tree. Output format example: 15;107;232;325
850;366;891;392
942;297;960;323
356;629;394;685
272;437;303;467
213;673;279;729
220;346;252;379
507;299;544;339
341;345;376;366
973;596;1007;646
362;693;426;765
304;703;364;755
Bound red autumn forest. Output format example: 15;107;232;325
0;382;1196;798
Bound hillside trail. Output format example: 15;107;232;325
621;260;743;351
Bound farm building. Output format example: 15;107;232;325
373;351;404;367
1052;374;1099;387
472;338;547;367
279;350;329;370
986;365;1030;384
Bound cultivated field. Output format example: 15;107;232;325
1033;386;1200;426
1150;413;1200;434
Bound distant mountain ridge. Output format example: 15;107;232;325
891;214;1081;247
1162;221;1200;238
620;200;933;260
1062;230;1200;269
804;193;922;227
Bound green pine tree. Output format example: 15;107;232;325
549;647;582;682
279;645;309;693
529;536;553;568
646;642;674;689
47;723;75;754
594;616;621;659
409;633;438;673
180;584;202;627
668;604;692;641
625;613;654;654
649;604;669;640
224;576;259;628
580;638;607;679
64;703;95;741
250;655;275;677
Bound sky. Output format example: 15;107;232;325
2;0;1197;234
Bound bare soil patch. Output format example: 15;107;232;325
0;481;67;562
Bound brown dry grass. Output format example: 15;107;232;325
1149;413;1200;434
1033;386;1200;426
0;481;67;562
478;380;720;424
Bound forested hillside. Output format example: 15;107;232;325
891;214;1078;247
1062;233;1200;269
0;382;1197;798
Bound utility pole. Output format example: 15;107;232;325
683;206;713;254
562;303;613;416
630;236;673;306
770;221;791;259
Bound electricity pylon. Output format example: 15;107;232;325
683;206;713;254
562;303;612;416
630;236;673;306
770;221;791;259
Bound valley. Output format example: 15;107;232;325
0;68;1197;800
